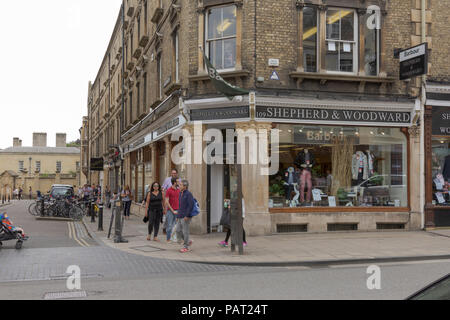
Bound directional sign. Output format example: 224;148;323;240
399;43;428;80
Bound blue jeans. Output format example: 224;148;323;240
166;210;177;241
123;200;131;217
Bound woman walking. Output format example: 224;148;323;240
121;185;132;219
145;182;165;242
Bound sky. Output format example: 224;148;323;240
0;0;122;149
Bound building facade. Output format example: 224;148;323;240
0;133;80;199
85;0;449;235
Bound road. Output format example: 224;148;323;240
1;201;449;300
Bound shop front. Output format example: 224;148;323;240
425;84;450;228
183;94;419;235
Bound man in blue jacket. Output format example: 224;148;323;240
176;180;194;253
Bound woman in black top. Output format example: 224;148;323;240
145;182;165;242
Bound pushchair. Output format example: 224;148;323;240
0;213;28;249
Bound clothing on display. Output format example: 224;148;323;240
284;167;299;201
352;151;369;183
366;151;375;177
294;149;315;171
443;155;450;181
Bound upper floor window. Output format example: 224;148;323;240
325;9;357;73
56;161;62;173
300;7;379;76
206;5;237;71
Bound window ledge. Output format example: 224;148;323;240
289;71;396;85
164;83;182;96
189;69;250;82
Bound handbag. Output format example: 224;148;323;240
143;215;149;223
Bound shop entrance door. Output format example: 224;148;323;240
207;164;237;233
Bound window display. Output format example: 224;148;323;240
269;124;408;208
431;137;450;206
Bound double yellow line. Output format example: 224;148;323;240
68;222;90;247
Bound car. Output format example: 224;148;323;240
406;274;450;300
340;174;407;207
49;184;74;199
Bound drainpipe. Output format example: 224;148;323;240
419;0;426;229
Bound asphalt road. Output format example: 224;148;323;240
1;201;449;300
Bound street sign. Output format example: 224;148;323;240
270;71;280;81
399;43;428;80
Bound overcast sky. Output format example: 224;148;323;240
0;0;122;149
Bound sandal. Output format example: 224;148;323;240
147;236;151;241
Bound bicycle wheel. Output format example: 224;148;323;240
28;202;38;216
69;206;84;221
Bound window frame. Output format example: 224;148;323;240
324;8;359;75
205;4;238;72
302;6;320;73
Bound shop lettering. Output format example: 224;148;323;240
306;131;344;142
442;113;450;120
440;127;450;134
258;106;411;124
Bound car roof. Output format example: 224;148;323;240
51;185;73;188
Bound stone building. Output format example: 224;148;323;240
0;133;80;199
84;0;450;235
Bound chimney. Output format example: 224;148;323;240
13;138;22;147
56;133;67;148
33;133;47;147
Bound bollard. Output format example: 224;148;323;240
90;202;96;223
98;203;103;231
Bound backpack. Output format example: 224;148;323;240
190;199;200;217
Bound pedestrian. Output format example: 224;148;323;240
13;188;18;200
121;185;132;219
29;187;32;200
176;180;195;253
145;182;165;242
162;169;179;191
218;199;247;247
165;178;180;243
18;187;22;200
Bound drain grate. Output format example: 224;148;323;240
130;245;165;253
43;291;87;300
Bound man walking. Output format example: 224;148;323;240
176;180;194;253
165;178;180;243
162;169;179;234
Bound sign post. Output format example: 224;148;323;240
399;43;428;80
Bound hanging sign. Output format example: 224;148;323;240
399;43;428;80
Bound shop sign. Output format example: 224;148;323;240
153;115;186;140
256;106;411;124
90;158;104;171
432;106;450;136
399;43;428;80
294;127;360;145
190;106;250;121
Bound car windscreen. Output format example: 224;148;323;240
51;188;74;197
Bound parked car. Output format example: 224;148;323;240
49;184;74;199
340;174;407;207
406;274;450;300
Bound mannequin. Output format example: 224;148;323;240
283;166;299;203
352;151;368;185
295;149;314;204
366;150;375;177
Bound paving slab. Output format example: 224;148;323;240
82;207;450;266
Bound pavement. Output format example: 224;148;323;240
82;206;450;267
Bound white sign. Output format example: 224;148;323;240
312;189;322;202
270;71;280;81
328;196;336;207
268;59;279;67
399;43;427;62
436;192;446;204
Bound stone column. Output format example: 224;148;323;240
236;122;272;236
183;123;208;235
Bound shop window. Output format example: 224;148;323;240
137;163;144;203
431;137;450;206
206;5;237;71
269;125;408;208
326;9;357;73
303;7;318;72
131;165;136;200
